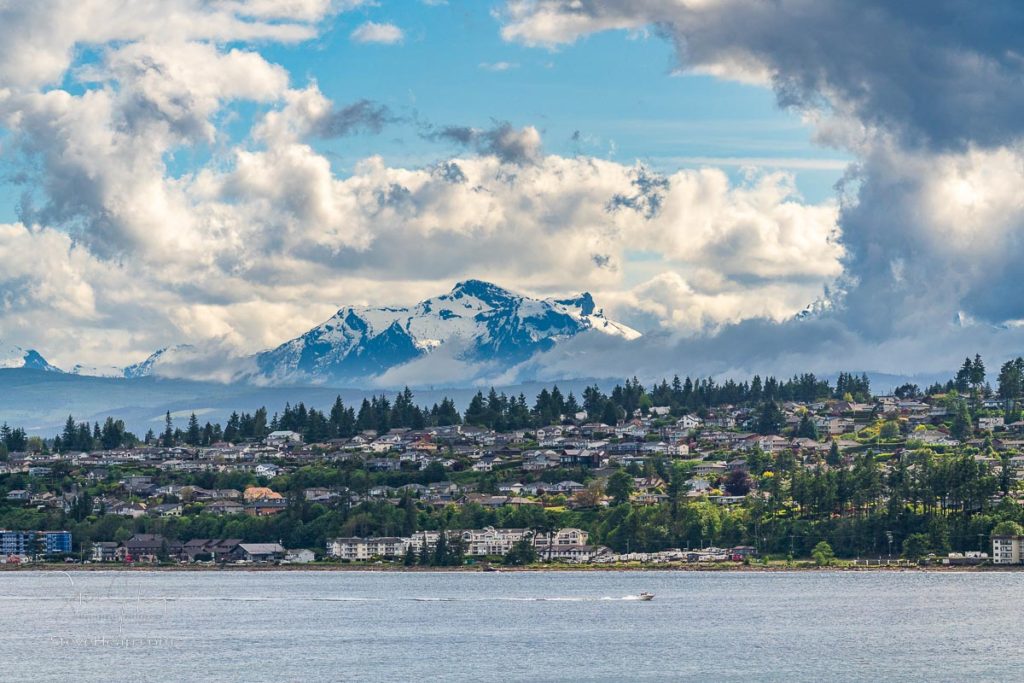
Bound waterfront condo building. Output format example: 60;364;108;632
992;535;1024;564
0;530;72;557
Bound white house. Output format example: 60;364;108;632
979;416;1005;432
255;463;281;478
677;415;703;430
693;461;728;477
285;548;316;564
266;430;302;446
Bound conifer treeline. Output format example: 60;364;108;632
14;353;1024;453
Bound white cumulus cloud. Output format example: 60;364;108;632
350;21;404;44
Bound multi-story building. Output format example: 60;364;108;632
327;537;408;561
0;530;72;557
460;527;530;556
327;527;594;561
993;535;1024;564
534;527;590;549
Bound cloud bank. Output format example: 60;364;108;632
489;0;1024;379
0;0;843;379
3;0;1020;386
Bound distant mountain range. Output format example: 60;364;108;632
1;280;640;386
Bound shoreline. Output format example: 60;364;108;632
0;562;1013;573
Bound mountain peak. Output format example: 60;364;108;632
28;281;640;384
255;280;640;384
447;279;516;304
556;292;596;317
0;343;62;372
123;344;194;378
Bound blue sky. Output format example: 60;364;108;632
264;1;845;199
0;2;848;223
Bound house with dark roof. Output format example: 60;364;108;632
239;543;286;562
118;534;181;562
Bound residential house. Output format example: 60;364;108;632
176;538;238;562
255;463;281;478
246;498;288;516
544;545;610;563
111;501;148;518
244;486;283;502
91;541;119;562
206;500;244;515
148;503;182;517
239;543;286;563
119;534;182;562
285;549;315;564
6;490;28;503
979;416;1005;432
693;461;728;477
677;415;703;431
815;415;856;436
266;430;302;447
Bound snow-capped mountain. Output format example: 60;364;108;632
123;345;195;379
255;279;640;383
3;281;641;385
0;343;62;372
70;364;124;378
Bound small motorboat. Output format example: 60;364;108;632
638;592;655;601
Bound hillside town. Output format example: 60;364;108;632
4;358;1024;567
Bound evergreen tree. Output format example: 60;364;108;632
756;401;785;435
433;530;449;566
162;411;175;447
826;440;842;467
607;469;634;505
997;358;1024;399
954;357;973;393
61;416;77;451
796;413;819;440
970;354;986;396
186;413;201;446
463;392;489;427
951;402;973;440
600;400;621;426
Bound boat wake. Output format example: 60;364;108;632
5;594;651;603
412;595;648;602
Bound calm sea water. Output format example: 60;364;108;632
0;569;1018;682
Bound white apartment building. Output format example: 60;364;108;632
992;535;1024;564
327;536;408;561
327;527;594;561
534;527;590;549
460;527;530;556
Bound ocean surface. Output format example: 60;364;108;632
0;569;1017;682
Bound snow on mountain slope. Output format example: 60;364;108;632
0;343;62;372
122;345;196;378
7;282;641;385
255;280;640;382
70;364;124;378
